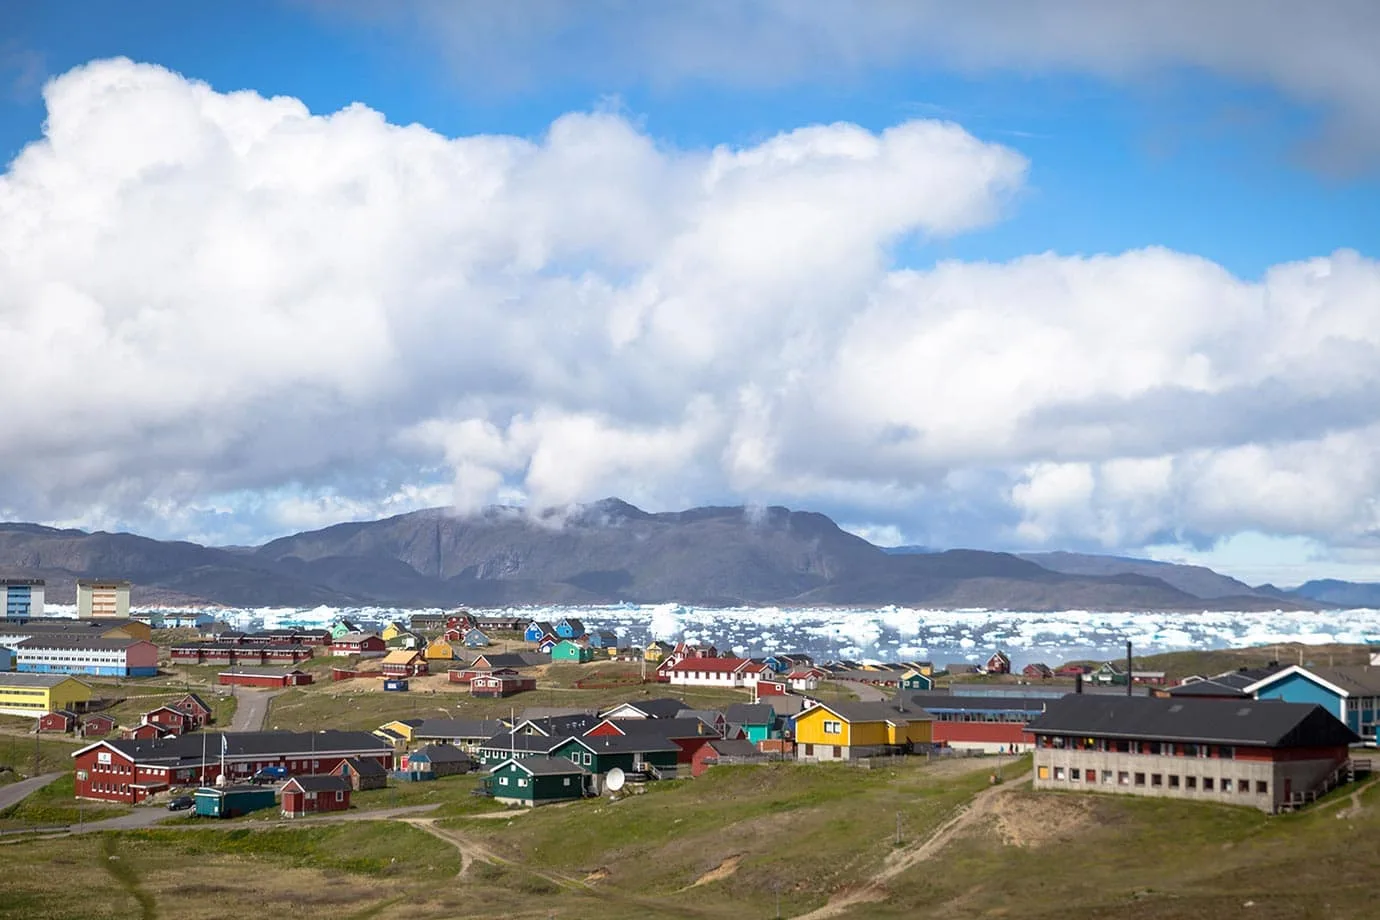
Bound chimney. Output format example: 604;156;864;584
1126;640;1133;698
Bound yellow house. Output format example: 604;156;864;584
373;718;424;753
381;621;410;642
0;674;93;717
794;700;932;762
644;641;673;663
424;637;457;661
99;621;152;642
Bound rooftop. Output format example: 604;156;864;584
0;673;92;688
1027;695;1361;748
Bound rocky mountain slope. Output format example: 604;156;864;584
0;499;1319;610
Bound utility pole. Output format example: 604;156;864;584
34;722;41;777
895;811;902;846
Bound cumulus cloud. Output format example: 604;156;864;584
342;0;1380;171
3;58;1379;555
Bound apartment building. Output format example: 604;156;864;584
1;578;45;619
77;580;132;619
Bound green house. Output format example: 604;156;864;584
486;756;588;806
550;639;594;663
548;734;680;776
193;784;276;818
900;670;933;691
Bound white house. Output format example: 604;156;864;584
666;657;775;689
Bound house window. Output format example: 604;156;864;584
1186;776;1197;790
1256;780;1268;795
1221;778;1233;792
1203;777;1215;791
1085;770;1097;784
335;791;343;802
1069;768;1080;781
1134;773;1145;787
1216;746;1234;760
517;778;528;787
1053;767;1066;781
823;720;842;735
1117;772;1129;786
1151;774;1163;787
499;777;509;786
1168;775;1180;789
583;753;592;766
563;777;571;786
1240;782;1252;796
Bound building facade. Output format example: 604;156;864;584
15;636;159;677
1028;695;1360;814
1;579;44;619
76;580;132;619
0;674;93;717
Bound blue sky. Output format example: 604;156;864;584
2;2;1379;584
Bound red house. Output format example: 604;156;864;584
124;722;173;741
172;692;214;727
280;775;353;817
984;651;1012;675
73;731;394;804
38;710;78;733
79;714;116;737
754;679;788;698
470;669;537;698
1023;663;1054;680
219;667;314;689
330;633;386;657
142;706;191;735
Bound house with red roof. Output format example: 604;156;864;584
666;657;776;689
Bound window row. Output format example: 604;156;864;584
1040;765;1266;795
1039;736;1235;759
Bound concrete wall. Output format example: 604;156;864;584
1033;749;1347;813
797;741;892;762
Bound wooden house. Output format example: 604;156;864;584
38;709;78;733
1023;663;1055;680
330;633;386;657
984;651;1012;675
899;670;933;691
401;744;473;779
795;699;933;762
380;650;429;677
471;669;537;698
281;775;352;817
524;621;554;643
142;705;192;735
463;628;490;649
551;639;594;663
425;637;458;661
79;714;116;737
331;756;389;791
553;617;586;640
485;756;588;806
172;692;214;727
644;640;674;663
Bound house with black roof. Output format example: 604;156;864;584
1028;695;1360;813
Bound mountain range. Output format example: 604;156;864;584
0;498;1354;611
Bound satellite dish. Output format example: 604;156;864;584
605;767;626;793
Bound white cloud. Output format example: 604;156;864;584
357;0;1380;170
3;58;1380;558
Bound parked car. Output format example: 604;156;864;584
252;765;288;784
166;795;195;811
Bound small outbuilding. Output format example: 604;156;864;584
194;784;276;819
281;775;352;817
401;744;473;780
38;709;78;733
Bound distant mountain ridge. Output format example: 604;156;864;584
0;499;1322;611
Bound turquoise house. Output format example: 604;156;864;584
193;785;276;818
551;640;594;663
1245;665;1380;739
725;703;778;744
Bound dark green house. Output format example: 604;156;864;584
486;756;589;806
548;734;680;777
193;784;276;818
900;670;933;691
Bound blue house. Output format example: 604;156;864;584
1244;665;1380;739
0;646;12;671
554;617;586;640
587;630;619;649
524;621;554;643
536;636;558;654
463;628;490;649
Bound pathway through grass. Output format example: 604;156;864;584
100;836;158;920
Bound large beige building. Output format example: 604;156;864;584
76;580;132;619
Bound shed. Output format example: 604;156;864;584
281;775;352;816
383;679;410;692
194;784;276;818
38;709;78;733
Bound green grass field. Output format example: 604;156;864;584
0;774;131;829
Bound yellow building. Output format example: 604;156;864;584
424;637;457;661
0;674;93;717
644;641;673;663
77;580;132;619
794;700;932;762
99;621;152;642
373;719;423;753
381;621;410;642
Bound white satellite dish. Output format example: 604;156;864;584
605;767;626;793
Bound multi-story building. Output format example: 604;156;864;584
0;617;151;648
14;635;159;677
0;673;93;717
1;578;44;619
72;730;394;803
76;580;132;619
1028;695;1360;814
